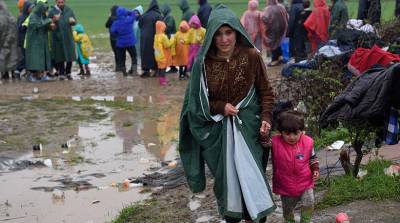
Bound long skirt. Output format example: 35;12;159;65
188;44;201;71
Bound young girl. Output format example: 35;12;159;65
153;20;172;86
73;24;93;75
271;110;320;223
171;20;190;80
187;15;206;71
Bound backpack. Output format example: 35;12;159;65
80;34;93;58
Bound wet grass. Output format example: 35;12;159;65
112;198;190;223
316;159;400;209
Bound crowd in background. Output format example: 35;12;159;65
1;0;400;85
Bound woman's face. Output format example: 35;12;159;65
213;25;237;56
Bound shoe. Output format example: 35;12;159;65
122;70;128;76
13;71;21;80
26;74;38;82
1;72;9;79
267;60;281;67
166;66;178;73
159;76;168;86
66;74;73;80
40;75;55;82
140;71;150;78
59;75;66;81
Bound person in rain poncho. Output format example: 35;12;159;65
178;0;195;22
153;21;172;86
187;15;206;71
0;0;19;79
197;0;212;28
111;6;138;76
241;0;262;51
161;3;178;73
73;23;93;76
171;20;190;80
132;5;144;61
261;0;288;66
357;0;381;25
179;4;276;223
139;0;162;77
304;0;330;54
329;0;348;39
48;0;77;80
25;0;55;81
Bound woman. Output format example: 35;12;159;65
105;5;119;71
304;0;330;54
329;0;348;39
261;0;288;66
179;4;276;223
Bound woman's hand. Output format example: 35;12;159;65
259;121;271;137
224;103;239;116
313;170;320;181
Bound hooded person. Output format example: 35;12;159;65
240;0;262;51
287;0;303;59
187;15;206;71
154;20;172;86
105;5;119;71
161;4;176;38
197;0;212;28
15;1;34;78
111;6;138;76
329;0;348;39
357;0;381;25
178;0;195;22
48;0;77;80
0;0;19;79
179;4;276;223
132;5;144;57
261;0;288;66
73;23;93;76
25;0;54;81
139;0;162;77
171;20;190;80
304;0;330;53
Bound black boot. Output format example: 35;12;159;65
84;64;91;75
1;72;9;79
128;65;137;75
78;64;84;75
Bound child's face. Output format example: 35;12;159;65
281;130;302;145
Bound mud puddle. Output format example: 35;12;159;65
0;98;180;223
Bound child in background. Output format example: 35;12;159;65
73;23;93;75
154;21;172;86
271;110;319;223
171;21;190;80
187;15;206;71
241;0;262;51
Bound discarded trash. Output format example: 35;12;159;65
189;199;201;211
168;161;178;168
129;183;143;188
327;140;345;151
96;186;109;190
44;159;52;168
52;189;65;200
147;143;156;147
62;150;69;154
33;87;39;94
123;179;130;188
336;212;350;223
149;96;153;104
127;96;134;102
384;164;400;176
92;200;100;204
357;169;368;179
72;96;82;101
140;158;150;164
110;182;117;187
139;188;152;193
195;194;206;199
33;144;42;151
195;215;214;223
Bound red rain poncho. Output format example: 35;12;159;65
261;0;288;50
304;0;330;53
241;0;262;46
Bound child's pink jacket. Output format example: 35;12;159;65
271;134;314;197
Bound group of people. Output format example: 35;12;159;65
105;0;211;85
0;0;93;82
241;0;400;66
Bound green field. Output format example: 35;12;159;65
4;0;397;50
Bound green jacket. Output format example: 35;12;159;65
179;4;276;222
329;0;349;38
25;1;52;71
178;0;194;22
48;5;76;63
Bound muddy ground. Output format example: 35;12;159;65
1;51;399;222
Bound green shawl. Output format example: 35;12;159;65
179;4;276;222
